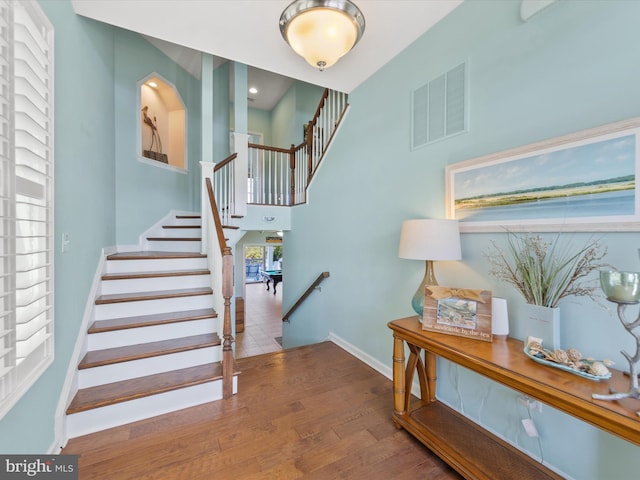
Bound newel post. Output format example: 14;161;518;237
289;144;296;205
306;122;314;185
222;246;234;399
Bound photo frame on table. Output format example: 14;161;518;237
445;117;640;232
422;286;492;342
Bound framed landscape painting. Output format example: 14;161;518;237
445;117;640;232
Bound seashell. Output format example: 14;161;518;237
567;348;582;363
528;341;544;352
552;349;570;365
588;362;610;377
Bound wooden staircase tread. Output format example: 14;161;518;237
79;333;221;369
175;215;201;219
222;225;239;230
101;269;210;281
88;308;218;333
107;251;206;260
231;215;243;219
162;225;201;229
66;362;230;414
146;237;202;241
95;287;213;305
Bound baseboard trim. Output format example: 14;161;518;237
54;252;106;451
327;331;420;398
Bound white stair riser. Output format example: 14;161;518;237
100;274;210;295
164;218;201;227
106;257;208;274
159;227;202;238
144;240;201;252
88;318;219;350
95;294;214;320
66;377;238;439
78;347;221;388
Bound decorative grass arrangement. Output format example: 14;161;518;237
485;233;608;308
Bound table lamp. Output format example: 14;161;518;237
398;219;462;317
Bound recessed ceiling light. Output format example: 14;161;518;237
148;81;158;88
249;87;258;95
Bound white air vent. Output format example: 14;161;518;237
412;62;467;149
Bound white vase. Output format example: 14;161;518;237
525;304;560;350
491;297;510;338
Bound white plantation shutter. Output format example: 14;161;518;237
0;0;53;420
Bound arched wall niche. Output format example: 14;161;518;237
138;73;186;170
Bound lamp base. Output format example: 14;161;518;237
412;260;437;318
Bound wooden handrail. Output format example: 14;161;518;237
214;152;237;172
248;143;292;154
205;176;234;399
205;177;227;254
282;272;330;322
309;88;329;129
248;142;307;155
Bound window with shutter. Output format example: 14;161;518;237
0;0;54;420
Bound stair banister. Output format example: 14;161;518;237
204;176;235;399
213;153;237;225
282;272;330;323
221;246;234;399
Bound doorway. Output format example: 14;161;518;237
235;238;284;358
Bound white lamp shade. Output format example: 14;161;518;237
398;219;462;261
491;297;509;336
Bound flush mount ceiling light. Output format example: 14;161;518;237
279;0;365;71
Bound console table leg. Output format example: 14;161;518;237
392;335;406;420
425;351;437;402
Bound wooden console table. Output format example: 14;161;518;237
388;316;640;480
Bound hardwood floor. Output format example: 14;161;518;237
63;342;461;479
235;281;284;358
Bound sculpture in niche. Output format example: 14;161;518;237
141;105;168;163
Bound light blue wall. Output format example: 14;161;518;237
213;62;230;158
0;1;202;453
271;82;323;148
248;107;272;145
0;2;117;453
284;1;640;478
113;30;201;244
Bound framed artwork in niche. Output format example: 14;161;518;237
422;286;492;342
445;117;640;232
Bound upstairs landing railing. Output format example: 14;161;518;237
213;88;348;218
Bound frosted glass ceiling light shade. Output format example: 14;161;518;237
280;0;365;71
398;219;462;317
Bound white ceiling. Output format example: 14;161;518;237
143;35;296;111
71;0;463;109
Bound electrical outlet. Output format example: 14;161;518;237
61;232;70;253
518;395;542;412
521;418;539;437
